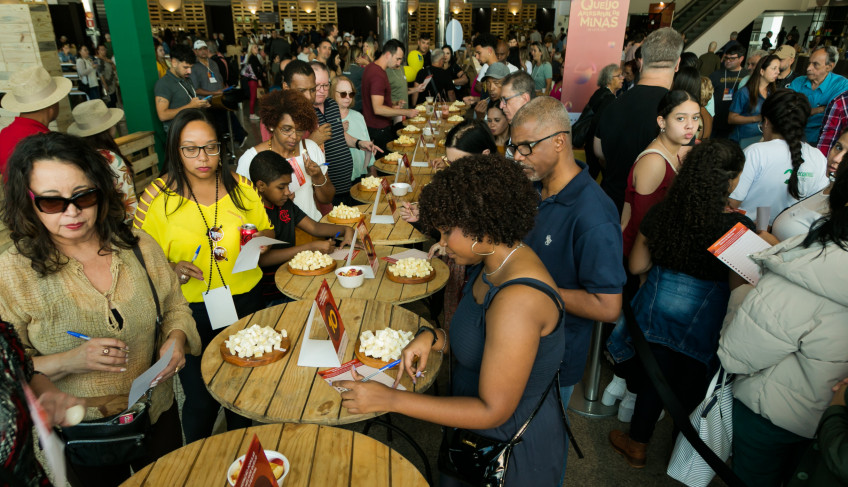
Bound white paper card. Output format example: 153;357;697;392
203;285;240;330
329;248;359;260
321;365;406;392
345;228;359;267
708;223;772;285
127;341;174;407
231;236;286;274
297;302;343;368
22;381;66;487
370;214;395;224
411;160;430;167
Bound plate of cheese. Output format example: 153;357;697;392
386;257;435;284
220;325;290;367
354;327;414;367
287;250;337;275
326;203;362;224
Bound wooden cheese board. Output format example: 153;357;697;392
220;336;291;367
385;268;436;284
287;261;337;275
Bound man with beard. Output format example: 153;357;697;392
511;96;625;478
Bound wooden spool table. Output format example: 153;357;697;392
119;423;428;487
349;174;432;205
201;299;442;425
275;245;447;305
319;203;429;246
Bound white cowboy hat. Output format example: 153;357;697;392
67;99;124;137
2;66;72;113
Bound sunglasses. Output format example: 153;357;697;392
29;188;100;214
336;91;356;98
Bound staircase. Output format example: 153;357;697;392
674;0;744;47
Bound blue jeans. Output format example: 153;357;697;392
559;385;574;485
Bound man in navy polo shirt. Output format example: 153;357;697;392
511;97;625;477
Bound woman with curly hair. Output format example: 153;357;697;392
729;54;780;147
236;89;334;220
336;154;568;486
608;139;756;468
0;132;201;483
729;89;830;225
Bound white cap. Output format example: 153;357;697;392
193;40;208;49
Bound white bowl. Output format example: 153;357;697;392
425;96;434;103
227;450;289;486
336;266;365;288
391;183;411;196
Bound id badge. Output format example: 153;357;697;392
723;88;733;102
208;72;218;84
203;285;239;330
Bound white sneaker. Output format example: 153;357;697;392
249;114;260;121
618;390;637;422
602;374;627;406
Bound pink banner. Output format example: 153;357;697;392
561;0;631;113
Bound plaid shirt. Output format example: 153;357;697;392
817;89;848;156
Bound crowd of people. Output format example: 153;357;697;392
0;16;847;487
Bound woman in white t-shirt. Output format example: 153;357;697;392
729;89;830;225
236;90;334;221
765;128;847;242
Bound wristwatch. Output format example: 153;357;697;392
355;139;362;150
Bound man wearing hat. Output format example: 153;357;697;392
190;40;246;147
775;44;799;89
0;65;72;179
472;61;511;119
154;44;210;133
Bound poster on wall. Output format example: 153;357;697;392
561;0;630;114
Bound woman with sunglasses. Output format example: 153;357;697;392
0;132;201;486
332;75;377;182
133;109;273;444
237;89;334;221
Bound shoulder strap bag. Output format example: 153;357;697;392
57;244;164;467
437;278;582;487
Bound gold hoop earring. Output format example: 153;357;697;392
471;240;495;256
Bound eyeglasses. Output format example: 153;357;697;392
725;55;740;61
278;126;305;138
29;188;100;214
336;91;356;98
499;92;525;106
316;83;330;91
507;131;569;156
295;87;317;95
180;143;221;158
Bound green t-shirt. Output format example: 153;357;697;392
531;62;552;91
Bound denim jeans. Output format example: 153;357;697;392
606;265;730;367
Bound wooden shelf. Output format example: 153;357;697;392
232;0;276;37
278;1;338;35
148;0;207;37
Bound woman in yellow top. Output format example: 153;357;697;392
0;132;201;486
155;42;169;79
133;109;273;443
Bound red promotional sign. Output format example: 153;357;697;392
401;154;416;189
233;435;276;487
315;280;347;358
85;12;95;29
355;217;379;274
561;0;631;113
380;179;398;216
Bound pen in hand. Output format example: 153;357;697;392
360;359;401;382
66;331;91;341
191;244;201;263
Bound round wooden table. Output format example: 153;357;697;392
275;245;447;304
319;203;429;246
119;423;428;487
201;299;442;425
349;174;432;204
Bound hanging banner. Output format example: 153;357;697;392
561;0;630;114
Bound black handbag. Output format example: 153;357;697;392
57;244;164;467
438;375;561;487
437;278;583;487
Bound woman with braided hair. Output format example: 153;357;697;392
729;89;830;225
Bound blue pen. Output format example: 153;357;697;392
333;231;342;240
66;331;91;341
190;244;202;263
360;359;401;382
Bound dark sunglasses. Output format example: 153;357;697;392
336;91;356;98
29;188;100;214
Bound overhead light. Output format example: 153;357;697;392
158;0;181;12
450;0;464;14
298;0;317;13
507;0;522;15
245;0;259;14
408;0;418;15
493;7;497;11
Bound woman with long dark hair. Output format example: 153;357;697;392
729;89;830;225
718;147;848;486
609;139;755;468
133;109;273;444
0;132;200;486
442;45;468;99
729;54;780;147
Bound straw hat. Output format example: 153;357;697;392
1;66;72;113
67;99;124;137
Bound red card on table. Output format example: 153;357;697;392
379;179;398;216
402;153;416;189
355;217;380;274
234;435;276;487
315;279;347;360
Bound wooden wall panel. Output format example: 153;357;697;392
148;0;208;36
